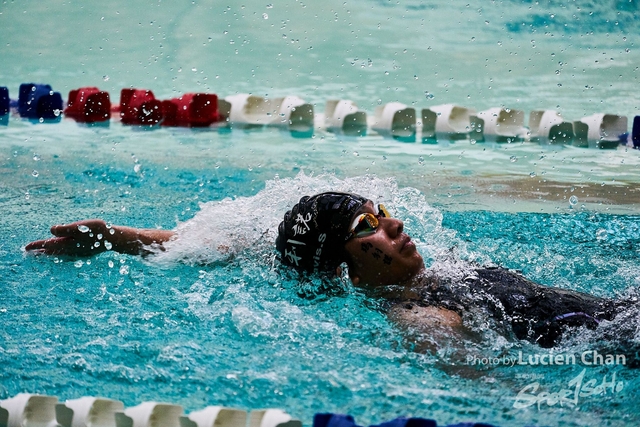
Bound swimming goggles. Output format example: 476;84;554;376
345;204;390;241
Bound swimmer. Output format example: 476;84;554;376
274;193;633;349
25;192;633;350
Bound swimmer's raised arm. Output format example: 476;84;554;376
25;219;175;256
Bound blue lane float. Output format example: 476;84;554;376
0;86;9;116
313;413;499;427
633;115;640;149
17;83;63;120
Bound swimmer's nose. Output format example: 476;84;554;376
382;217;403;238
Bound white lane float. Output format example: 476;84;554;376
220;94;314;131
324;100;367;135
427;104;479;140
476;107;527;142
371;102;416;139
116;402;183;427
528;110;574;144
248;409;301;427
0;393;58;427
57;397;124;427
574;113;627;149
181;406;247;427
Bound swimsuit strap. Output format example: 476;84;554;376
551;311;601;325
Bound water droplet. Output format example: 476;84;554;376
103;75;110;81
78;225;90;233
94;241;101;248
108;260;114;268
32;170;39;177
97;233;103;240
109;228;115;235
569;195;578;205
596;228;607;240
105;241;113;250
134;164;141;173
262;13;268;19
119;265;129;275
33;154;40;161
529;172;537;177
74;260;84;268
266;4;273;8
510;156;517;162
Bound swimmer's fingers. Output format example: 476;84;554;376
25;237;73;255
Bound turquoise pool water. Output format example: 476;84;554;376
1;1;640;426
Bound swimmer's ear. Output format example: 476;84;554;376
336;266;360;285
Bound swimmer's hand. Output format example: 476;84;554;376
25;219;175;256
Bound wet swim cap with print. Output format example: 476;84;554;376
276;192;369;273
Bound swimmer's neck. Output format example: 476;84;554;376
364;267;436;300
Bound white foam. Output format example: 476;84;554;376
150;171;478;280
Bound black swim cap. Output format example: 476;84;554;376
276;192;369;273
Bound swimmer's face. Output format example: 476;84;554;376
342;201;424;288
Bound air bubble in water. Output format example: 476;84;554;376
32;170;39;177
74;260;84;268
596;228;607;240
108;260;114;268
109;228;115;235
569;195;578;205
510;156;517;162
94;241;101;248
262;13;268;19
78;225;90;233
104;241;113;250
119;265;130;275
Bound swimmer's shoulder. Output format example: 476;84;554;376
387;301;463;331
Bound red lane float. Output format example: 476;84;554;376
117;88;164;125
64;87;111;123
160;93;222;127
